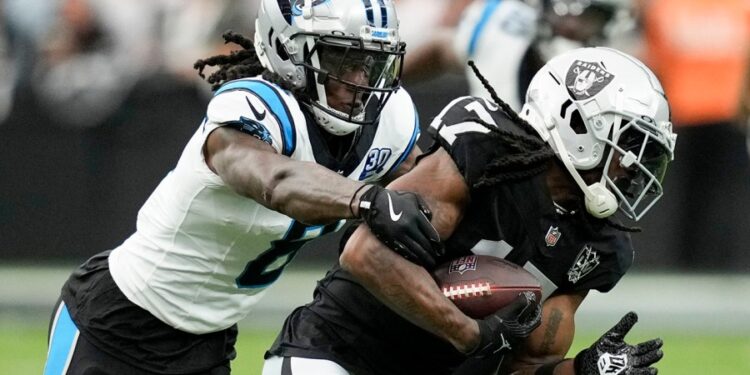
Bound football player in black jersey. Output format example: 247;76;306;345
263;47;676;375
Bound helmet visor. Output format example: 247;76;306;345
308;36;404;125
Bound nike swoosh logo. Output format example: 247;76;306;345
387;193;403;221
246;97;266;121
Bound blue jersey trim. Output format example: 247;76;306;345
385;106;420;177
43;303;78;375
215;80;297;156
468;0;502;58
362;0;375;26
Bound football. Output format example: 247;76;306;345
432;255;542;319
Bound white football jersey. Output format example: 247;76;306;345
453;0;539;111
109;77;420;334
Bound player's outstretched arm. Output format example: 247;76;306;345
205;126;365;224
206;127;439;261
509;307;664;375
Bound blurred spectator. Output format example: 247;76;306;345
739;46;750;158
400;0;639;111
396;0;472;82
31;0;156;128
641;0;750;270
2;0;57;81
157;0;259;86
0;4;15;124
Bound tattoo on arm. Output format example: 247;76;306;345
540;308;564;353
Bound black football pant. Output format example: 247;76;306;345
44;299;231;375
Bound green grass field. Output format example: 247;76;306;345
5;323;749;374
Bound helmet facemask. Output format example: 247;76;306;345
294;33;405;135
253;0;406;136
598;116;672;221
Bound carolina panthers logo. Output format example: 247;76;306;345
565;60;615;100
291;0;330;16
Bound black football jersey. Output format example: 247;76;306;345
267;97;634;375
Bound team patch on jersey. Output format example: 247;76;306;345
545;226;562;247
567;244;600;283
449;255;478;275
359;148;392;179
565;60;615;100
236;116;273;146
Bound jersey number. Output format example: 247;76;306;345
360;148;393;179
436;100;499;145
236;220;340;288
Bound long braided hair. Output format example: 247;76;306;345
465;61;556;188
194;31;273;91
465;62;640;232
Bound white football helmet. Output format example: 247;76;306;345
521;47;677;221
254;0;405;135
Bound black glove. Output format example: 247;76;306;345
468;291;542;358
358;185;443;268
574;312;664;375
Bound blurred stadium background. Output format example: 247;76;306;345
1;0;749;374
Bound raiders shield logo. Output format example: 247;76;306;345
565;60;615;100
448;255;478;275
567;245;600;283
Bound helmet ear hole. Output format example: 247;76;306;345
569;109;587;134
275;38;289;61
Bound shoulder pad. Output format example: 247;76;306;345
207;79;298;156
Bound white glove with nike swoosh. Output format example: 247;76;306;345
358;185;443;268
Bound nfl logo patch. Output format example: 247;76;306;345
449;256;478;275
545;226;561;247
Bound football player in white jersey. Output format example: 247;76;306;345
403;0;635;111
458;0;636;110
43;1;440;374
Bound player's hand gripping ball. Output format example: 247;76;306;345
432;255;542;319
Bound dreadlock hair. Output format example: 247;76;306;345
194;31;270;91
466;61;556;188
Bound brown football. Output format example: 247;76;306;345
432;255;542;319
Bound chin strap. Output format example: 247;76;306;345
524;92;618;219
547;125;618;219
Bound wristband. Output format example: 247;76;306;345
349;184;372;218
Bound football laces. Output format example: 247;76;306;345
443;282;492;300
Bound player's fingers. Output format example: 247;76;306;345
633;349;664;368
502;293;533;317
518;300;542;331
633;338;663;355
399;237;435;269
606;311;638;338
416;211;443;252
